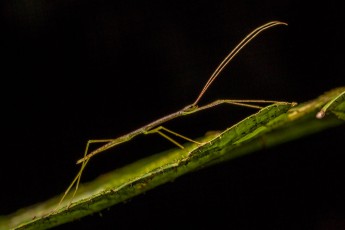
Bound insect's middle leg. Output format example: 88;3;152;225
144;126;203;149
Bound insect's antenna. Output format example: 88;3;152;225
192;21;288;106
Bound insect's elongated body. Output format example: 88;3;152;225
56;21;293;210
77;99;281;164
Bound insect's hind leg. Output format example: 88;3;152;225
144;126;203;149
54;139;115;212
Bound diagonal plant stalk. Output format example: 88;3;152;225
0;87;344;230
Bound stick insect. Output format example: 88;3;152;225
56;20;292;210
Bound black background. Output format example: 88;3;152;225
1;1;344;229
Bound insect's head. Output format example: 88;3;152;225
181;104;198;115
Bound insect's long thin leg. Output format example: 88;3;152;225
54;163;83;212
55;139;115;211
147;129;184;149
144;126;203;148
68;158;88;208
192;21;287;106
194;99;296;112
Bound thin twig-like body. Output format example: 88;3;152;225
77;99;287;164
77;21;288;164
56;21;290;209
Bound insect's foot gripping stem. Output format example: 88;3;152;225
53;158;89;213
54;139;107;212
